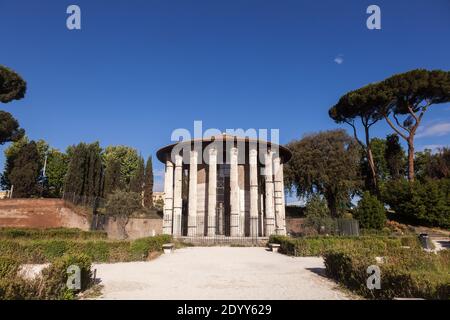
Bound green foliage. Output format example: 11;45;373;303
153;198;164;212
130;156;145;194
385;134;406;180
129;234;172;259
329;83;386;190
0;65;26;103
1;136;52;191
103;145;141;193
104;157;123;194
0;228;107;240
0;256;19;278
0;254;94;300
382;178;450;228
143;156;154;208
370;138;389;182
0;233;172;264
64;142;103;198
268;234;419;257
38;254;93;299
324;249;450;299
105;190;142;217
9;141;41;198
304;195;336;234
330;69;450;181
0;111;24;146
285;129;362;217
415;147;450;180
45;149;69;197
353;192;386;230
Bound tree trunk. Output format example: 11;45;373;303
326;192;338;218
116;215;129;240
367;147;377;188
364;125;377;191
408;137;415;181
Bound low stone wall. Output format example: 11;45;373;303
0;198;90;230
103;216;163;240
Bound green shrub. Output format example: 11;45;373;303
304;195;336;235
382;179;450;228
0;228;107;240
0;256;19;279
0;276;37;300
353;192;386;229
129;234;172;260
37;254;93;300
0;254;94;300
0;235;173;264
324;248;450;299
269;234;420;257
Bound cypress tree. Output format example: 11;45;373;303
130;156;145;194
9;141;41;198
104;158;122;195
143;156;154;208
64;142;103;198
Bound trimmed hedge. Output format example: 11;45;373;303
0;228;108;240
0;234;172;264
269;235;420;257
324;249;450;299
0;254;94;300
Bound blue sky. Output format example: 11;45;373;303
0;0;449;195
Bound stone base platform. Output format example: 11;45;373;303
175;236;269;246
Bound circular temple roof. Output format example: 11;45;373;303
156;134;292;164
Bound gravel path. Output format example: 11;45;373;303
93;247;351;300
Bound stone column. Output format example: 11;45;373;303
264;150;275;236
230;147;240;237
172;153;183;236
188;150;198;236
249;146;259;237
162;161;174;235
207;147;217;236
280;163;287;234
273;156;286;235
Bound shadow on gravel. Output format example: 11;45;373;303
306;267;327;278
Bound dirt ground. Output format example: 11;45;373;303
93;247;352;300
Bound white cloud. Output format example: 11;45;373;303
334;54;344;65
416;122;450;138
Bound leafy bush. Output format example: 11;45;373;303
0;256;19;279
129;234;172;260
37;254;93;300
303;195;336;235
382;178;450;228
353;192;386;229
324;249;450;299
105;190;143;239
269;234;420;257
0;254;93;300
0;276;37;300
0;228;107;240
0;234;172;264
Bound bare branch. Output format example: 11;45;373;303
345;120;365;149
393;113;411;133
383;115;409;141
